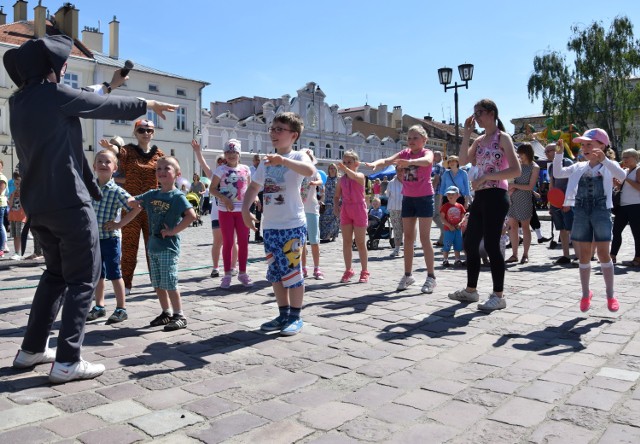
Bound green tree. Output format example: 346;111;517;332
528;16;640;149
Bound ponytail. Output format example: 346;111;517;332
497;118;506;132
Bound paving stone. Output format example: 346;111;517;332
597;367;640;381
137;387;199;410
184;395;239;419
612;399;640;427
49;392;109;413
88;399;151;423
427;400;488;428
0;402;60;431
305;362;351;379
42;412;108;438
338;416;398;441
229;420;313;443
473;377;522;394
189;412;268;443
297;401;365;430
129;408;204;437
517;380;573;403
529;420;597;444
393;422;458;444
96;382;149;401
244;399;302;421
489;396;552;427
394;389;449;412
7;386;60;405
566;386;624;411
598;423;640;443
0;425;59;443
76;424;146;444
448;419;527;444
304;431;361;444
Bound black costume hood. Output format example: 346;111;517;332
3;34;73;87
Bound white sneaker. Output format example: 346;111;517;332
448;288;480;302
13;348;56;368
389;248;400;257
478;294;506;312
397;275;415;291
231;268;238;276
49;359;105;384
421;276;437;294
125;288;132;296
10;254;22;261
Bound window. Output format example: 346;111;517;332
308;142;315;156
177;88;186;97
325;144;332;159
147;111;162;128
148;84;159;92
176;107;186;131
112;119;130;125
63;72;79;89
338;145;345;159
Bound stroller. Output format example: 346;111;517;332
185;192;203;227
366;196;394;250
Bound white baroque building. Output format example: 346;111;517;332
200;82;404;169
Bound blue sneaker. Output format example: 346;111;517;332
280;318;304;336
260;315;289;332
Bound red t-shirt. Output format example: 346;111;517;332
441;202;465;231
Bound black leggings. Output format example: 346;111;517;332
611;203;640;258
464;189;510;292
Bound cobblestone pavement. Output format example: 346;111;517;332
1;220;640;443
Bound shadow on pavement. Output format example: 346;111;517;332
377;302;488;341
492;317;614;355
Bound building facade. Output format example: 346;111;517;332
0;1;208;178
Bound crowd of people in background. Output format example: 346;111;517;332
4;35;640;383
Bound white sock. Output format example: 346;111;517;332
579;263;591;298
600;261;615;298
535;228;543;239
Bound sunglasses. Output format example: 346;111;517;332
136;128;154;134
473;109;487;118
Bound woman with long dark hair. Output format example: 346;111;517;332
448;99;520;311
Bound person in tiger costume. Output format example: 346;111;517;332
105;119;165;294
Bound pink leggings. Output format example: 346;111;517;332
218;211;249;273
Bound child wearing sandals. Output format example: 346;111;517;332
300;149;325;280
553;132;626;312
334;150;369;283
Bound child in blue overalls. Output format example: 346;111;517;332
553;130;626;312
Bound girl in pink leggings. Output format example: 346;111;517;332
210;139;254;289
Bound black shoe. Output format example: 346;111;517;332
86;306;106;321
554;256;571;265
164;315;187;331
549;240;558;249
106;308;128;325
538;237;551;244
149;312;172;327
210;269;220;278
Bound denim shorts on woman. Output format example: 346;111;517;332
401;195;434;218
571;202;612;242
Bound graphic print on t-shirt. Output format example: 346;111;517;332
263;165;287;206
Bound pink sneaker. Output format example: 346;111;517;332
340;269;355;283
302;267;308;278
238;273;253;287
359;270;370;283
607;297;619;312
580;291;593;312
220;275;232;289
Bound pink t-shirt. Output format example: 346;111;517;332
474;131;509;191
340;175;366;203
213;164;251;212
398;148;435;197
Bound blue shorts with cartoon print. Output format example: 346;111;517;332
264;225;307;288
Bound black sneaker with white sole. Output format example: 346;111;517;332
164;315;187;331
149;311;172;327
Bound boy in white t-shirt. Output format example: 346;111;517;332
242;112;315;336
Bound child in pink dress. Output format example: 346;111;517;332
334;150;369;283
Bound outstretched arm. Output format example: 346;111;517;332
191;139;212;178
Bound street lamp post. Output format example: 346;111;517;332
437;63;474;155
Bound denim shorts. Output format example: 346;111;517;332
211;219;220;229
401;195;434;218
571;203;612;242
100;237;122;280
550;206;574;231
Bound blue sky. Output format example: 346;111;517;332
54;1;640;131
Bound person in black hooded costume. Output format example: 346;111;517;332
5;34;177;383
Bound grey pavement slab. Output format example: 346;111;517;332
1;220;640;442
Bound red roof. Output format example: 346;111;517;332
0;20;93;59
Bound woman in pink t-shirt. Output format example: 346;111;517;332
366;125;437;294
448;99;520;312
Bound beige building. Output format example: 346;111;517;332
0;1;208;178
